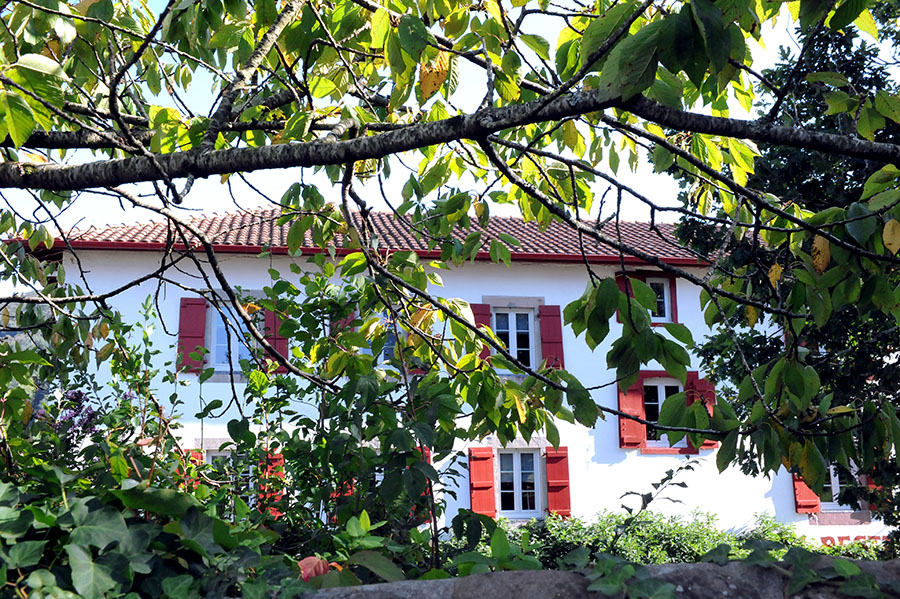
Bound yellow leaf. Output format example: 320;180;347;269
746;305;758;328
22;402;33;424
474;200;486;219
418;51;449;101
826;405;856;416
243;302;262;314
811;235;830;274
854;9;878;40
22;152;48;164
221;173;231;184
510;390;526;423
768;263;783;289
1;308;8;327
884;219;900;254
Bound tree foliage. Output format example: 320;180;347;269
3;0;900;594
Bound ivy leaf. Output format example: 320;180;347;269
68;502;129;551
64;545;119;599
6;540;45;568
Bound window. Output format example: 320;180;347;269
209;310;255;372
821;465;858;511
493;309;535;368
642;378;686;446
646;277;672;323
206;451;255;510
498;450;542;516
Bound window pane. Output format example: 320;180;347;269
644;385;660;441
495;313;509;331
650;282;667;318
521;491;535;511
516;331;530;350
517;349;531;365
498;330;510;347
501;492;515;511
500;471;514;491
500;453;513;471
516;313;529;331
520;452;534;472
521;471;535;491
664;385;680;398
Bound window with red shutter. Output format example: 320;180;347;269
468;447;496;518
616;273;678;325
792;473;821;513
178;298;207;372
538;305;565;369
545;446;571;517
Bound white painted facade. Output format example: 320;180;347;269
61;246;891;546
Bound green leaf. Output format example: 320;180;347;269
663;322;694;346
596;20;663;100
347;550;405;582
68;502;129;551
805;71;848;87
64;545;119;599
846;202;877;245
520;34;550;60
829;0;868;31
580;1;638;71
857;105;885;140
111;485;199;518
833;558;861;578
875;91;900;124
0;91;36;148
7;540;45;568
691;0;729;72
398;15;436;60
13;54;70;81
490;527;511;560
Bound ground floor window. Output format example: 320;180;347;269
498;450;541;516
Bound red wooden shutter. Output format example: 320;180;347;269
538;305;565;369
264;310;289;373
471;303;492;360
545;446;571;517
259;452;285;517
618;380;646;448
178;298;207;372
468;447;496;517
792;474;821;513
686;372;719;449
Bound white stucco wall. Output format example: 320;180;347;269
63;248;891;545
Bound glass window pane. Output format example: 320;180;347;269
650;282;667;318
498;331;510;347
517;349;530;364
516;313;529;331
495;313;509;331
500;472;514;491
664;385;680;398
501;492;515;511
521;472;535;491
520;453;534;472
500;453;513;471
516;331;530;350
521;491;535;511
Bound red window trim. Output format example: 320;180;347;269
615;271;678;326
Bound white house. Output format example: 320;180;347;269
53;207;889;547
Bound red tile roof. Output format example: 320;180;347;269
59;208;702;264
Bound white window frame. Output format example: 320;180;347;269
642;377;687;448
492;308;536;370
497;449;543;518
207;297;263;373
645;277;673;323
206;450;256;508
821;464;858;511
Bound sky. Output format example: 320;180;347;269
3;2;804;237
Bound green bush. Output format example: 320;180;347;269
497;512;888;568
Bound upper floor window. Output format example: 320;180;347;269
493;309;535;368
210;310;256;372
498;450;542;517
646;277;672;323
